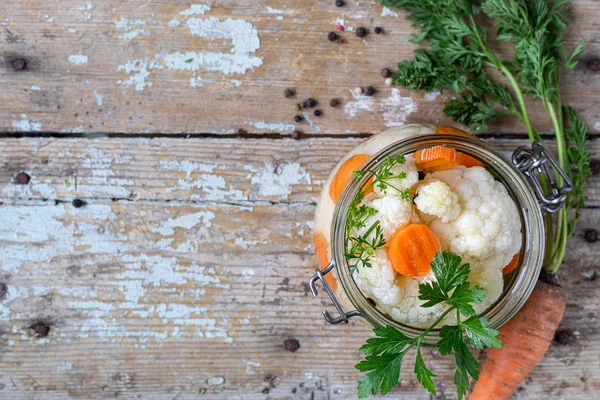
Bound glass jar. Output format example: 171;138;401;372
309;125;571;346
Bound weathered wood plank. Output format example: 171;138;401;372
1;137;599;207
0;199;597;399
1;1;600;135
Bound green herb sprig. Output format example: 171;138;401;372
345;155;411;272
380;0;593;272
356;251;502;399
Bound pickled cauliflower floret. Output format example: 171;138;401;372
353;250;446;328
373;155;420;196
424;166;522;270
415;180;461;223
353;193;417;243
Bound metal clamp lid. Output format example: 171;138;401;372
512;142;572;214
309;262;360;324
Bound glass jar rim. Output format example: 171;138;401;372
330;133;545;346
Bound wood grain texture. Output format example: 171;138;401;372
2;0;600;136
0;138;599;399
0;137;598;206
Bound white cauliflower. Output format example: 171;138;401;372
415;180;461;223
353;249;448;328
353;194;416;244
373;155;420;196
423;166;522;270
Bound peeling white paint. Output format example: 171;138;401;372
117;58;162;92
240;269;255;277
594;121;600;131
160;160;243;201
381;7;401;18
68;54;88;65
30;85;41;91
93;90;103;106
168;19;182;28
302;111;320;132
345;89;416;127
208;376;225;386
68;27;77;33
12;115;42;132
235;238;265;250
382;89;417;127
246;361;260;375
181;4;211;16
152;211;216;235
79;3;94;21
230;79;243;87
425;91;441;101
266;7;289;15
249;121;295;132
114;17;151;40
164;17;262;75
245;162;311;199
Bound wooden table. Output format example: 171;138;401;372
1;1;598;399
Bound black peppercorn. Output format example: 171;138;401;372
284;338;300;352
355;27;367;37
313;109;322;117
294;115;303;123
590;159;600;175
327;32;338;42
283;88;295;98
13;58;28;71
29;322;50;338
15;172;31;185
329;98;339;107
365;86;376;96
418;171;425;181
306;98;317;107
374;27;384;34
301;100;308;108
588;59;600;72
291;130;302;140
381;68;392;78
72;198;86;208
584;229;598;243
335;0;345;7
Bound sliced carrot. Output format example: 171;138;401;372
435;125;469;136
502;253;520;275
415;146;461;171
329;154;373;204
314;232;337;291
458;152;486;168
387;224;441;277
470;280;567;400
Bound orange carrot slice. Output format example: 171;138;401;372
415;146;461;171
502;253;520;275
458;152;485;168
387;224;441;277
315;232;337;290
329;154;373;204
435;125;469;136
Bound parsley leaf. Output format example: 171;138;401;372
447;283;487;317
356;351;407;398
462;316;503;350
360;325;414;355
414;347;437;395
356;251;502;398
430;251;470;293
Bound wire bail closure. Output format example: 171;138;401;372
309;261;360;324
512;141;573;214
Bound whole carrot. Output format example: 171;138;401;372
469;280;566;399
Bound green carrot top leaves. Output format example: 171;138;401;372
379;0;593;273
355;251;502;399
